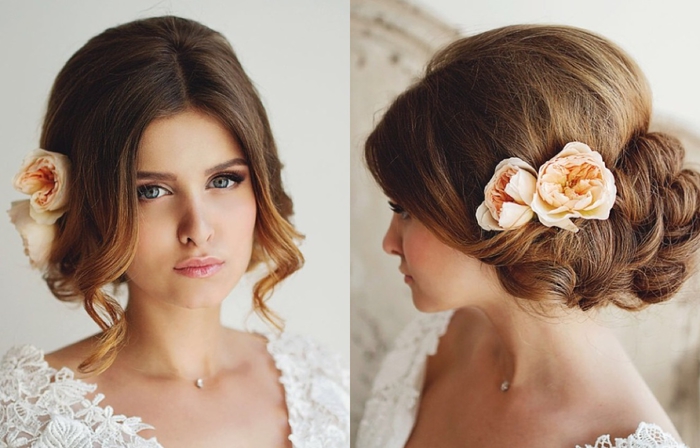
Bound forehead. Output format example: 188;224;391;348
137;109;245;170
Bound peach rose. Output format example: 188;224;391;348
13;149;71;225
7;200;56;270
530;142;616;232
476;157;537;231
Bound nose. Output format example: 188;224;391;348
382;214;402;256
177;195;214;246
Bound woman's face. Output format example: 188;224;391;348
125;109;256;309
382;204;502;311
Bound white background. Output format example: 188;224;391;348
0;1;349;362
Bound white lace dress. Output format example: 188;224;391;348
356;310;686;448
0;332;349;448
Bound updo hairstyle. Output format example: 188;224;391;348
42;16;304;374
365;25;700;312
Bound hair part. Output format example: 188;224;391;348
366;24;700;311
42;16;303;374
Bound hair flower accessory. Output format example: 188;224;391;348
8;148;71;269
477;142;616;233
476;158;537;231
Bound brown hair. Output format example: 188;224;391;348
42;16;303;374
366;25;700;312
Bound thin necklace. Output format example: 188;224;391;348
498;344;513;393
126;365;212;389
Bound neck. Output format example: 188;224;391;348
470;296;627;392
119;291;230;381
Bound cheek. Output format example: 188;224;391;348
239;196;257;232
126;211;173;275
221;192;256;226
216;194;257;254
403;226;448;271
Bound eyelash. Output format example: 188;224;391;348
209;172;245;189
137;172;246;201
388;201;410;220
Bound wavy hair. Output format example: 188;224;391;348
366;25;700;311
42;16;303;374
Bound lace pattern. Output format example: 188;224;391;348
356;311;686;448
267;332;350;448
0;345;160;448
0;334;349;447
577;422;687;448
356;310;454;448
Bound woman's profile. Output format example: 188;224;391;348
1;16;348;447
357;25;700;447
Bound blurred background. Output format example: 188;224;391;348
0;1;349;362
351;0;700;442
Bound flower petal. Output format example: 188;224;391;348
537;213;580;233
13;148;70;220
498;202;534;229
29;204;65;225
531;142;616;231
504;169;536;205
476;202;503;231
7;200;55;270
554;141;595;159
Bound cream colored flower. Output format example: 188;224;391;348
530;142;616;232
13;148;71;225
476;157;537;231
7;200;56;270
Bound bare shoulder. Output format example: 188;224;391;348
421;306;681;445
222;327;269;351
44;334;101;375
221;327;277;368
499;359;682;446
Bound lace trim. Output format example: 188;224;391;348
0;345;161;448
578;422;687;448
356;310;454;448
267;332;350;448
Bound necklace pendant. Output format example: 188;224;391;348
500;380;510;392
195;378;204;389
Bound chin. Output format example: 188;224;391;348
168;285;232;309
411;295;449;313
411;288;467;313
174;295;227;310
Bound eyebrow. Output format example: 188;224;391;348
205;158;248;176
137;157;248;181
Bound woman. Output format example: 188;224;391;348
2;16;348;447
357;25;699;447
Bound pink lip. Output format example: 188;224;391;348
399;268;413;284
174;257;224;278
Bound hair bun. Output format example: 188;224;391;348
615;132;700;305
364;24;700;312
